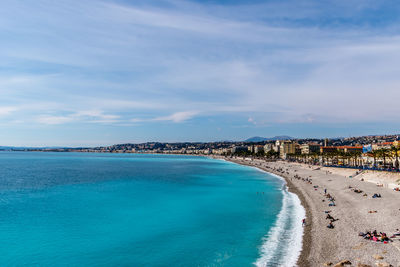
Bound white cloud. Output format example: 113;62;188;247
37;115;74;125
1;0;400;131
0;106;18;116
153;111;199;123
35;110;120;125
73;110;120;121
129;111;199;124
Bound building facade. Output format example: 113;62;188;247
280;141;295;159
301;143;321;154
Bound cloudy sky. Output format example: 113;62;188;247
1;0;400;146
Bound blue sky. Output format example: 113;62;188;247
1;0;400;146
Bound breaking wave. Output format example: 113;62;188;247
255;173;305;267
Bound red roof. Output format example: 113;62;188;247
338;146;363;149
381;142;393;145
321;146;363;149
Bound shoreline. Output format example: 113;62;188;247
217;156;400;267
223;157;311;267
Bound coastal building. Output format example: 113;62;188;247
264;143;273;153
301;143;321;154
212;148;232;155
254;145;264;154
372;142;393;151
338;146;363;153
295;144;302;155
274;140;281;153
248;145;254;153
324;138;329;147
224;148;232;155
393;141;400;148
231;146;247;154
320;145;363;154
280;141;295;159
320;146;338;154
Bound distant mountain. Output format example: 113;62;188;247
245;136;294;142
245;136;269;142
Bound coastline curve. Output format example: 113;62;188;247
254;172;305;267
220;158;307;267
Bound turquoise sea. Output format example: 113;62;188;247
0;152;304;266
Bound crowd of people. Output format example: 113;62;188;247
358;229;398;243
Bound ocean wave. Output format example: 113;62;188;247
254;177;305;267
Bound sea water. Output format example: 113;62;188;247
0;152;304;266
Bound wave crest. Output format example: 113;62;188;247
255;177;305;267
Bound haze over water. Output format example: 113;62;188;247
0;152;303;266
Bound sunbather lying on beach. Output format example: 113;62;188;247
390;229;400;238
359;230;392;242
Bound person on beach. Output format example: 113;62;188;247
302;218;306;226
390;229;400;238
326;214;334;220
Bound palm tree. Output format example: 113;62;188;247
334;151;340;166
371;150;379;168
310;152;319;165
339;151;347;166
351;151;362;167
391;145;399;170
327;151;336;166
377;149;390;169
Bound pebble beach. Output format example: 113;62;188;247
225;157;400;267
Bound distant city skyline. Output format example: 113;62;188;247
1;0;400;146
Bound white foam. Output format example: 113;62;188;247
254;177;306;267
213;159;306;266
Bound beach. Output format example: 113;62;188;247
222;157;400;267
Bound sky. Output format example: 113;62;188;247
1;0;400;146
